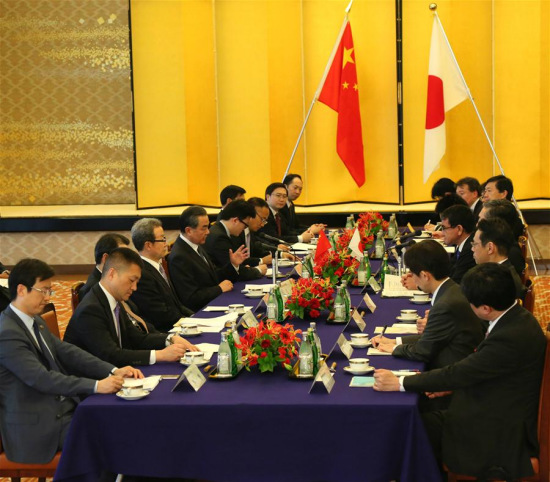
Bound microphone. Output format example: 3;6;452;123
386;239;416;252
258;242;283;252
396;229;422;241
257;232;292;247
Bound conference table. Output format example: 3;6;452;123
54;259;442;482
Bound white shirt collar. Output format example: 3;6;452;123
98;282;118;313
431;277;451;306
220;221;231;238
140;255;162;272
269;205;278;216
497;258;508;264
457;235;470;252
10;303;35;333
487;300;517;335
470;198;480;212
180;233;200;252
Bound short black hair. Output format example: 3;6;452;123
265;182;287;198
431;178;455;199
485;175;513;200
179;206;208;231
248;197;269;209
483;200;523;238
219;199;257;221
440;204;476;233
283;173;302;186
461;263;516;310
435;193;468;215
94;233;130;265
456;177;481;197
404;240;450;280
102;247;143;277
477;218;515;257
8;258;55;301
219;185;246;206
131;218;162;251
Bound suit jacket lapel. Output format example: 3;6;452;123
93;284;121;345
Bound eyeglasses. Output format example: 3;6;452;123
470;241;482;248
238;219;249;228
272;193;288;199
151;237;167;243
259;215;268;226
440;225;457;231
31;287;55;297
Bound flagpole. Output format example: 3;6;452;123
282;1;354;181
431;4;538;275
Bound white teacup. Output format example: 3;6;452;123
184;351;204;364
122;385;143;397
413;293;430;302
248;286;263;294
350;333;370;345
349;358;370;370
400;309;418;320
180;323;199;334
228;304;244;313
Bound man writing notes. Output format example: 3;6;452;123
65;248;197;366
205;200;267;280
168;206;248;311
0;258;142;464
374;263;545;481
129;218;194;332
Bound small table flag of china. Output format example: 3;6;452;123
318;21;365;188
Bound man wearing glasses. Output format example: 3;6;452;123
130;218;194;332
0;258;142;464
439;204;477;284
205;200;267;281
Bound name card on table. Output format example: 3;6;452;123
171;364;206;393
351;309;366;332
368;277;381;294
240;310;258;328
309;362;335;394
337;334;354;360
279;280;293;297
363;293;377;313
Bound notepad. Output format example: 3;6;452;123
349;376;375;388
374;324;417;334
367;347;392;356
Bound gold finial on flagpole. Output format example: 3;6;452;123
429;3;438;11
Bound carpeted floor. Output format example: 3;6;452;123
2;275;549;482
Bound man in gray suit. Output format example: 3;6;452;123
0;259;142;464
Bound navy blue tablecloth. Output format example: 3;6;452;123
54;270;441;482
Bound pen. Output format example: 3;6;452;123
381;324;388;338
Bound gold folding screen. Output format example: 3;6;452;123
134;0;550;207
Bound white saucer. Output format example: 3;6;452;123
180;358;210;367
410;299;431;305
277;260;295;267
116;390;150;401
245;292;265;299
179;330;202;337
350;342;371;349
344;366;374;375
396;315;419;322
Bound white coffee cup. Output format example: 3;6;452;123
181;323;198;334
228;304;244;313
350;333;370;345
122;385;143;397
184;351;204;364
400;309;418;320
248;286;263;294
349;358;370;370
413;293;430;302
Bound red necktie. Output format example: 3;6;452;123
275;213;282;237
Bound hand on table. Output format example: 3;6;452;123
301;231;312;243
370;335;395;348
309;224;326;235
373;369;400;392
156;343;188;362
256;264;268;276
97;375;124;394
113;366;144;379
219;280;233;292
172;335;199;352
425;391;453;399
261;253;273;265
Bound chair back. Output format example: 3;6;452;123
71;281;85;312
524;279;535;315
41;302;60;339
519;235;528;260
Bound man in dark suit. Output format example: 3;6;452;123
79;233;130;301
168;206;247;311
455;176;482;221
205;200;267;281
259;182;313;244
237;197;273;267
372;240;483;373
216;184;246;222
374;263;546;480
472;218;526;299
65;248;197;366
482;174;514;202
0;258;142;464
280;174;325;236
440;204;476;284
129;218;193;332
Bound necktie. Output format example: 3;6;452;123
455;248;461;260
114;303;122;347
275;213;282;237
159;262;169;284
245;231;251;251
33;320;60;371
197;247;210;266
122;301;149;333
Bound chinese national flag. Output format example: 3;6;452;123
314;230;332;265
318;21;365;188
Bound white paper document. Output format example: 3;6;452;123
123;375;161;391
367;347;392;356
291;242;316;251
374;324;418;334
243;284;275;293
194;342;220;354
203;306;254;312
381;274;424;298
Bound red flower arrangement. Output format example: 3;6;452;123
236;320;301;373
313;250;359;285
285;278;335;319
356;211;388;251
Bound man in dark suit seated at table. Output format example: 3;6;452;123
372;240;483;374
205;200;267;281
168;206;248;311
471;218;526;300
259;182;313;245
455;176;482;221
0;258;143;464
439;204;476;284
373;263;546;481
281;173;325;236
216;184;246;222
65;248;197;366
79;233;130;301
129;218;193;332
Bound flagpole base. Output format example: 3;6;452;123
429;3;437;11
